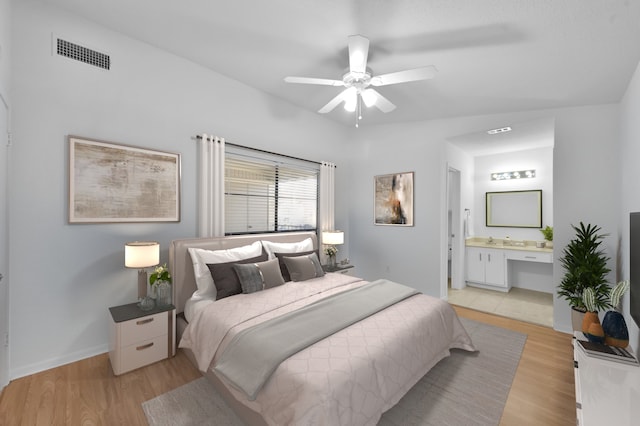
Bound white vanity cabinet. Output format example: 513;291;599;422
465;247;506;289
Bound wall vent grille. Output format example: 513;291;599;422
56;38;110;70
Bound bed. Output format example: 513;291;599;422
170;231;475;426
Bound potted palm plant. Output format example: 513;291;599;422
558;222;611;331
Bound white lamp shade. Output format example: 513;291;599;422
322;231;344;245
125;241;160;268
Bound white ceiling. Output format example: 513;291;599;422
447;117;555;157
42;0;640;132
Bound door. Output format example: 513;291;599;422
447;167;463;290
0;95;8;389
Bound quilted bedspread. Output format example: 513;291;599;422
180;273;475;426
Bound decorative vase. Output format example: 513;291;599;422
582;311;605;343
156;281;172;308
602;310;630;348
329;255;336;268
571;307;586;332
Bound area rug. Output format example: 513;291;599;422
142;318;526;426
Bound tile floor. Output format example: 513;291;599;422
448;284;554;327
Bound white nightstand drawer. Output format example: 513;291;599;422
120;335;168;374
121;312;168;347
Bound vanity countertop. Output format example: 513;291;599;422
465;237;553;254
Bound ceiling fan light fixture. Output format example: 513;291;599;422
343;88;357;112
284;34;437;126
361;89;377;107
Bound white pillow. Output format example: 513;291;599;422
188;241;263;299
261;237;314;260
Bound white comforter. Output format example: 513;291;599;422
180;274;475;426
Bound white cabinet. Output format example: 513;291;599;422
573;333;640;425
465;247;506;289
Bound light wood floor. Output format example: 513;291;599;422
0;307;576;425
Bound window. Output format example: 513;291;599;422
224;152;318;235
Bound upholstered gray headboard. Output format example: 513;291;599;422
169;232;318;314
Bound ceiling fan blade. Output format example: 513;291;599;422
364;88;396;113
284;76;344;86
348;34;369;74
370;66;437;86
318;89;351;114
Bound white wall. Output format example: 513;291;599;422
9;0;348;378
619;60;640;353
473;147;553;241
552;104;620;332
347;104;619;334
0;0;9;102
347;121;448;297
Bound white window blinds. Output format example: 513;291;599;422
224;153;318;235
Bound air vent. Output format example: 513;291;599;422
56;38;110;70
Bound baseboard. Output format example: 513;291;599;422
10;343;108;380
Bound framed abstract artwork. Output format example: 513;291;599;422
374;172;414;226
68;136;181;223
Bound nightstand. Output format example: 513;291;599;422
322;264;355;275
108;302;176;375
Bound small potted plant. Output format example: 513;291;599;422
558;222;611;331
324;245;338;268
602;280;630;348
540;225;553;248
150;263;172;307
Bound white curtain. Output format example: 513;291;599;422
320;161;336;235
197;134;225;237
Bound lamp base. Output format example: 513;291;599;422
138;269;148;299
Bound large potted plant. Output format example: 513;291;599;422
558;222;611;331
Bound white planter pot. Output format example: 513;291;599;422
571;307;586;332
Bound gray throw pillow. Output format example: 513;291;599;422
207;251;268;300
282;252;325;282
275;249;319;281
233;258;285;294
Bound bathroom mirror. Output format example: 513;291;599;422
486;190;542;228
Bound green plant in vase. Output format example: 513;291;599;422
324;245;338;267
150;263;172;307
540;225;553;246
602;280;630;348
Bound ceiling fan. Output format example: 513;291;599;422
284;34;437;126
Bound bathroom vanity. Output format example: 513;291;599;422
465;237;553;292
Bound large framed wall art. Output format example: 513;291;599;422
374;172;414;226
68;136;181;223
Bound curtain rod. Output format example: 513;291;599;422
193;135;335;167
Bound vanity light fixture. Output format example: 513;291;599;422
487;126;512;135
491;170;536;181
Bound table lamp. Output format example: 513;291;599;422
322;231;344;267
322;230;344;246
125;241;160;299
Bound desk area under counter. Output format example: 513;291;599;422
465;237;554;292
